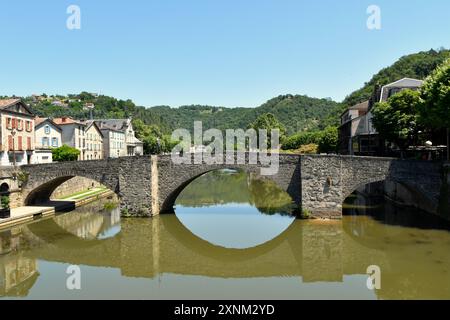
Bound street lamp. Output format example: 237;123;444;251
11;129;17;168
156;138;161;155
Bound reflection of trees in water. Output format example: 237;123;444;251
177;170;250;207
176;170;294;216
248;178;294;216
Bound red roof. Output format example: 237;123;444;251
53;117;85;125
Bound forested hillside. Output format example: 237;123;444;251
343;48;450;107
26;93;340;135
12;47;449;151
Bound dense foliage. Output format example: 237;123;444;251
250;113;286;148
419;58;450;130
371;89;422;150
52;145;81;162
281;126;338;154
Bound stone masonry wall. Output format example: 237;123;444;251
51;176;103;199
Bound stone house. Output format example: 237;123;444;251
0;99;35;166
94;119;143;158
83;120;104;160
33;118;62;164
338;78;424;156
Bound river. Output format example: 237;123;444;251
0;169;449;299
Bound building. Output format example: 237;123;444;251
83;120;104;160
0;99;35;166
94;119;143;158
33;118;62;164
53;117;87;161
338;78;424;156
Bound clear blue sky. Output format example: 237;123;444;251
1;0;450;108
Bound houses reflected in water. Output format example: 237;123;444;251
0;203;121;297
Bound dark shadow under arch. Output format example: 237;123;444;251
343;178;436;214
24;175;118;208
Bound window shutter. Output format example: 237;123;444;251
18;136;23;151
8;136;13;150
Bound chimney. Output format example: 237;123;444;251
62;117;67;123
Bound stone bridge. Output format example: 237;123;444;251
16;153;446;218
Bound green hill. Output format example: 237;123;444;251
145;95;340;135
343;48;450;107
20;48;450;136
27;93;340;135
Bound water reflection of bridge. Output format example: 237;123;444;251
2;213;450;299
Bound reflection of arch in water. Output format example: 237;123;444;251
161;214;302;263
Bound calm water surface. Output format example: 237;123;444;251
0;170;449;300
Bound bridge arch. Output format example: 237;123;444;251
156;154;302;215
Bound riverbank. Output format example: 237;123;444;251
0;187;115;230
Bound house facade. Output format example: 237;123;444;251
84;121;104;160
338;78;424;156
0;99;35;166
33;118;62;164
95;119;143;158
53;117;87;161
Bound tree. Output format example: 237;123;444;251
52;145;81;162
318;126;338;154
371;89;422;152
250;113;286;149
419;58;450;160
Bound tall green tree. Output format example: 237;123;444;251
250;113;286;149
318;126;338;154
371;89;422;152
419;58;450;160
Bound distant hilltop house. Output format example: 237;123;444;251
338;78;424;156
51;100;68;108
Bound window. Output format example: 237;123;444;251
27;137;32;150
6;118;12;129
26;121;32;132
42;156;49;160
17;119;23;131
45;125;51;134
52;138;58;147
8;136;13;149
42;137;49;147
